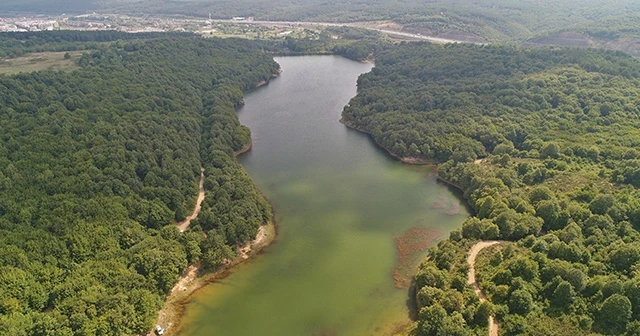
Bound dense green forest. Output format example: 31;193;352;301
343;43;640;335
0;31;191;58
0;28;380;62
279;26;386;61
4;0;640;43
0;33;278;335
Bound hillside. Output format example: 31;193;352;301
4;0;640;45
0;33;277;334
342;43;640;335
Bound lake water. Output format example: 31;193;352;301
178;56;469;336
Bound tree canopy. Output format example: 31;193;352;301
0;33;278;335
343;42;640;335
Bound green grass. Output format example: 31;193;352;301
0;51;84;75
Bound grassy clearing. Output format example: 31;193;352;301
0;51;84;75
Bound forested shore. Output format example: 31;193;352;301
7;27;640;336
343;43;640;335
0;32;278;335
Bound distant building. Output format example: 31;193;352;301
13;20;58;31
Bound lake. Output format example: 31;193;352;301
178;56;468;336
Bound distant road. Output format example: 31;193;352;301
211;19;476;44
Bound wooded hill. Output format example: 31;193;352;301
4;0;640;44
0;33;277;335
343;43;640;335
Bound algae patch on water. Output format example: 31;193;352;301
393;225;441;288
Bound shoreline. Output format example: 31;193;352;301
154;138;277;335
153;69;282;335
159;63;465;336
155;219;277;336
256;68;284;88
233;139;253;156
343;116;480;336
340;118;470;194
340;119;437;165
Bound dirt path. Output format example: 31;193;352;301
177;167;205;232
467;241;500;336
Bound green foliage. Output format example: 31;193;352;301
344;43;640;168
509;289;534;315
590;194;616;215
358;43;640;335
610;245;640;274
474;301;494;327
417;304;447;336
0;32;277;335
598;294;633;334
550;280;575;308
8;0;640;44
414;240;490;335
540;143;561;159
0;30;190;58
279;27;389;62
415;265;448;289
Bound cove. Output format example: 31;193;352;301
178;56;469;335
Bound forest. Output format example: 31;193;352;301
3;0;640;43
0;33;278;335
4;17;640;336
0;31;191;58
343;43;640;335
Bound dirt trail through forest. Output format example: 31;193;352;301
177;167;205;232
467;241;500;336
157;164;274;335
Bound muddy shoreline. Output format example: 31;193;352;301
155;220;277;336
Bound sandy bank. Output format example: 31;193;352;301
256;68;283;88
234;140;253;156
155;220;276;335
